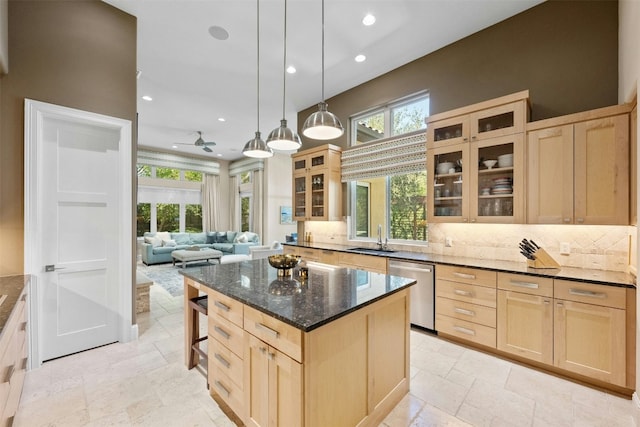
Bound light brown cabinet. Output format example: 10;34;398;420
497;273;553;365
338;252;387;274
435;265;497;348
553;280;627;387
292;144;342;221
630;101;637;226
283;245;338;265
527;105;631;225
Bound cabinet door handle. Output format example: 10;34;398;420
509;280;539;289
454;289;473;297
563;217;571;223
453;307;475;316
214;326;230;340
214;353;230;369
214;380;230;398
463;137;468;142
576;218;584;223
255;322;280;338
569;289;606;299
453;326;476;336
214;300;230;312
453;272;476;280
470;219;476;223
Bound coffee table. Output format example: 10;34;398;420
172;248;223;268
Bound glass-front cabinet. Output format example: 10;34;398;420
427;134;524;224
292;144;342;221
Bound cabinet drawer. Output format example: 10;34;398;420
210;368;244;418
436;280;496;308
319;250;339;265
244;305;302;363
436;314;496;348
339;252;387;274
209;338;243;390
554;280;626;309
205;289;244;327
293;247;321;262
436;265;496;288
497;272;553;297
436;296;496;328
209;314;244;358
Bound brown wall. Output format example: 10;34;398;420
0;0;137;275
298;0;618;150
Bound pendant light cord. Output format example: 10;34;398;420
256;0;260;132
321;0;325;102
281;0;288;119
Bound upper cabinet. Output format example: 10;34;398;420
630;100;637;226
427;91;529;150
527;105;631;225
427;91;529;224
292;144;342;221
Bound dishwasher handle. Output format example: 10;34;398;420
388;263;433;274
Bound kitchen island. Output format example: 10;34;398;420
181;259;415;427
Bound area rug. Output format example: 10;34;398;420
136;261;212;297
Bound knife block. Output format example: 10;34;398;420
526;247;561;269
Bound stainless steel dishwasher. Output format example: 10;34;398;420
388;260;435;331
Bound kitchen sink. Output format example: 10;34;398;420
347;247;396;254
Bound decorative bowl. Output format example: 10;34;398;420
268;254;301;276
497;153;514;167
483;160;497;169
436;162;455;174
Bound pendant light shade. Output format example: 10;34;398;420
243;131;273;158
301;0;344;141
267;0;301;151
243;0;273;158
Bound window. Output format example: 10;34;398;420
156;203;179;232
348;92;429;244
184;170;203;182
137;165;151;177
136;203;151;237
240;196;251;232
240;171;251;184
156;167;180;180
185;204;203;232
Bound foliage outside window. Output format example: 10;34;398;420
349;93;429;244
240;171;251;184
157;203;179;232
137;164;151;177
156;167;180;180
185;204;203;232
240;196;251;232
136;203;151;237
184;170;203;182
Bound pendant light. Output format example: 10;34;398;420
301;0;344;140
266;0;302;151
243;0;273;158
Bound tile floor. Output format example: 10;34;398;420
15;284;637;426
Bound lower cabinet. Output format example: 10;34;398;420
244;333;303;427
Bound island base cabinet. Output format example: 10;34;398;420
497;290;553;365
244;332;303;427
554;299;626;387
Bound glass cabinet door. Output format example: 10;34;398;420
428;145;469;223
469;134;524;223
310;172;326;219
469;101;525;141
293;175;306;220
427;115;469;149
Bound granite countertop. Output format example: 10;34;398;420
285;242;636;288
0;275;30;336
180;259;415;332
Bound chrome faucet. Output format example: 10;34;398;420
377;224;388;250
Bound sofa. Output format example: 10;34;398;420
141;231;259;265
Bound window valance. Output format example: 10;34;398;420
340;130;426;182
137;150;220;175
229;158;264;176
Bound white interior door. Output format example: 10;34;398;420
24;99;133;364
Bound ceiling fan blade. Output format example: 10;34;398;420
203;141;216;146
202;146;213;153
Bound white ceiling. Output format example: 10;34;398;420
104;0;544;161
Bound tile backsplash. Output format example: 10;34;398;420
302;221;636;274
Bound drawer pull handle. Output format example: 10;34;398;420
214;353;230;368
453;272;476;280
255;322;280;338
214;380;230;398
214;300;230;312
4;365;14;383
569;289;606;299
453;326;476;336
454;289;473;297
214;326;231;340
454;307;475;316
510;280;539;289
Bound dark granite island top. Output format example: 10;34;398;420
180;258;416;332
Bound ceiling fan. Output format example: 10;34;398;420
174;131;216;152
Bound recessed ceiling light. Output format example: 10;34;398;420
217;153;223;157
142;95;153;101
208;25;229;41
172;145;178;149
355;54;366;63
362;14;376;26
286;65;296;74
218;117;226;122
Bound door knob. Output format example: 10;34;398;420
44;265;66;272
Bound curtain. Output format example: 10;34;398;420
229;175;239;231
201;174;220;231
251;169;264;238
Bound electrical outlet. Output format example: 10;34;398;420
445;237;453;247
560;242;571;255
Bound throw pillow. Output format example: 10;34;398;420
206;232;216;244
190;232;206;244
144;236;162;248
244;231;258;243
162;239;177;247
226;231;238;243
270;241;282;250
156;231;171;242
236;233;248;243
